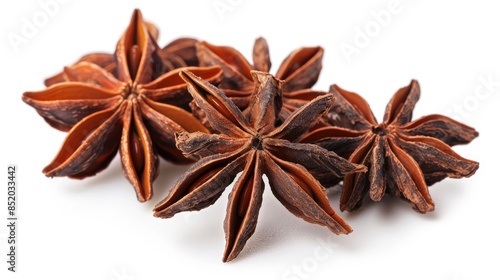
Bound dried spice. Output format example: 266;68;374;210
154;70;366;262
22;9;222;202
45;24;199;86
194;38;327;124
302;80;479;212
20;7;482;263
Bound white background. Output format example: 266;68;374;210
1;1;499;279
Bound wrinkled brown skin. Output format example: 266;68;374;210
194;37;328;128
22;9;222;202
153;70;366;262
302;80;479;213
44;20;200;86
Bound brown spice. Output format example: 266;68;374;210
193;37;328;124
302;80;479;212
45;24;199;87
153;70;366;262
22;9;221;202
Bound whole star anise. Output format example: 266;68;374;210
153;70;366;262
302;80;479;213
22;9;222;202
194;37;327;122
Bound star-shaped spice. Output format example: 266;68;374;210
153;70;366;262
22;9;221;202
302;80;479;213
194;37;327;122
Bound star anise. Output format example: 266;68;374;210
153;70;366;262
45;14;199;86
302;80;479;213
194;37;327;123
22;9;222;202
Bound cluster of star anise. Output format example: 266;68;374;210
22;9;479;262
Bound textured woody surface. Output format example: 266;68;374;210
302;80;479;213
22;9;221;202
44;20;200;87
194;37;327;124
154;70;366;262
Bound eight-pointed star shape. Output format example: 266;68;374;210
22;9;221;202
154;70;366;262
302;80;479;212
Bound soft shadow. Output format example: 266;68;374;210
148;159;192;206
235;189;342;261
61;157;124;192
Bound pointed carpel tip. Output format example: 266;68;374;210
249;70;283;87
330;213;353;234
152;204;177;219
429;203;435;212
416;202;435;214
303;45;324;57
132;8;142;18
152;203;162;213
21;92;31;102
178;70;196;84
254;36;268;46
152;208;168;218
329;84;349;96
466;161;480;177
222;239;243;263
42;166;55;177
309;93;335;114
410;79;420;92
339;204;347;213
62;65;72;72
344;224;353;234
136;192;151;203
222;251;235;263
128;9;146;33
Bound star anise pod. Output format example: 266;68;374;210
194;37;327;123
153;70;366;262
22;9;222;202
45;11;199;86
302;80;479;213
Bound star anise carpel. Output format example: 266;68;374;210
153;70;366;262
194;37;328;123
44;14;199;87
302;80;479;213
22;9;222;202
